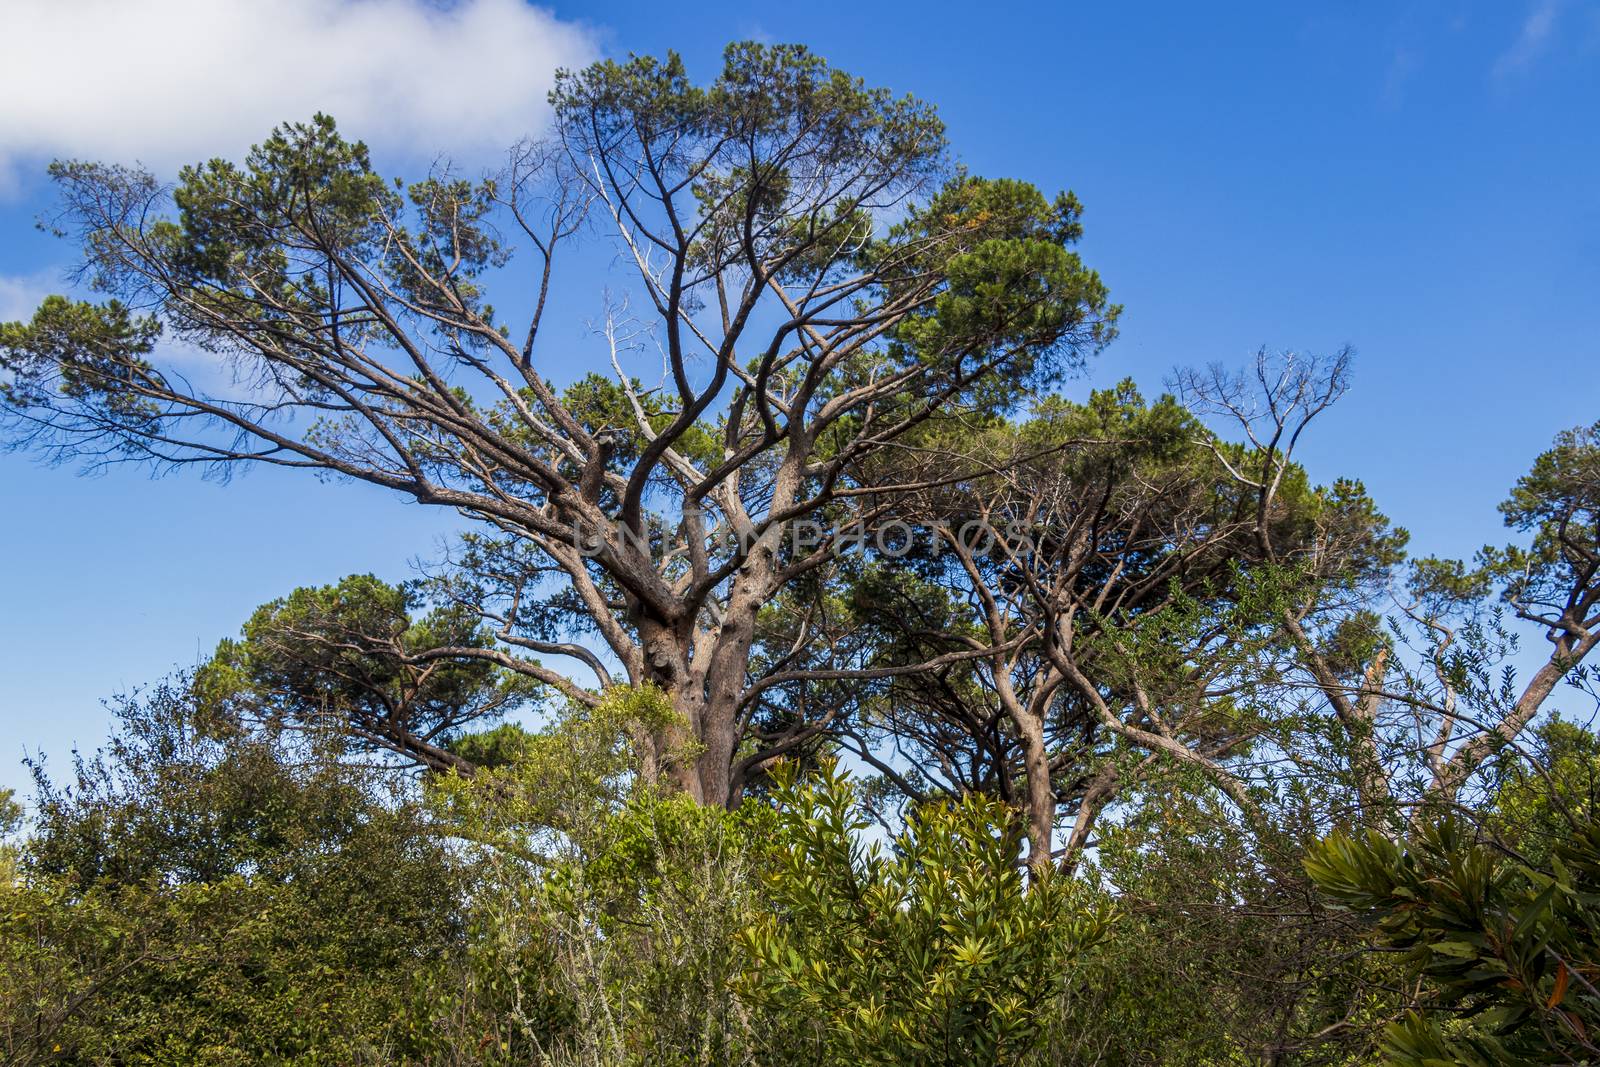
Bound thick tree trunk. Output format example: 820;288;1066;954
636;618;705;802
695;567;772;807
698;709;740;808
633;562;773;808
664;689;706;803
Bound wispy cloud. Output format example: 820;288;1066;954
0;0;597;189
1493;0;1566;80
1382;47;1421;107
0;271;57;322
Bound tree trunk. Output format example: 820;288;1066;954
1015;714;1056;871
637;618;705;803
633;563;773;808
694;567;771;807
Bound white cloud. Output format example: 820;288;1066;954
0;271;57;322
0;0;597;185
1493;0;1566;80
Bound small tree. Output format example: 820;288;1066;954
3;683;464;1065
839;374;1403;869
1183;365;1600;819
195;574;538;775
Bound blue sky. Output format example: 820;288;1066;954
1;0;1597;795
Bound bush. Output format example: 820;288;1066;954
1308;813;1600;1065
737;761;1113;1066
0;684;465;1066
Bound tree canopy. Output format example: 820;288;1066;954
2;43;1119;807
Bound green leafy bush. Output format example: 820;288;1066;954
1308;814;1600;1065
738;761;1112;1066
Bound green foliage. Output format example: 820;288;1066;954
1413;419;1600;630
1080;775;1400;1065
1;684;465;1066
0;789;20;887
1308;810;1600;1064
426;685;663;853
1500;420;1600;546
1489;717;1600;865
446;720;543;770
424;693;776;1066
882;174;1119;402
0;295;161;424
195;574;538;771
165;114;397;291
554;373;719;472
737;761;1112;1065
534;795;774;1066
